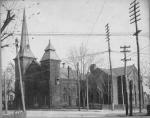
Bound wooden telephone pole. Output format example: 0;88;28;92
15;38;26;112
49;40;52;109
67;66;71;106
105;23;114;110
0;1;2;117
77;62;80;111
129;80;133;116
86;69;89;110
120;45;131;116
129;0;142;113
4;72;8;114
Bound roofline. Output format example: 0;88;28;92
25;60;40;74
13;56;37;61
40;59;61;62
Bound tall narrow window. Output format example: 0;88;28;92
134;85;137;105
33;95;38;106
117;76;123;104
44;96;47;105
63;88;68;102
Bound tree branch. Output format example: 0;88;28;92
1;44;9;48
1;33;13;42
1;10;15;33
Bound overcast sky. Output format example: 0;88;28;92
1;0;149;70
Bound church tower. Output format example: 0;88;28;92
14;9;36;108
40;40;61;108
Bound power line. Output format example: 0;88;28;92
126;44;149;58
86;0;106;45
11;32;149;37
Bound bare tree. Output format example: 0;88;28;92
67;43;97;108
2;62;15;110
1;9;15;48
68;43;95;73
140;61;150;105
141;61;150;93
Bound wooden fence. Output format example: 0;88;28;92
3;111;26;118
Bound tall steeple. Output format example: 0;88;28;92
18;9;35;58
14;9;36;108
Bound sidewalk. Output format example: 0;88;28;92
26;109;149;118
104;109;149;118
3;109;149;118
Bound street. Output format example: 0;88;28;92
26;109;149;118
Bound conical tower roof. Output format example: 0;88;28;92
41;40;60;61
45;40;55;51
17;9;35;58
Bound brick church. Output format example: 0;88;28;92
14;10;78;109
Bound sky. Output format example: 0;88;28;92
1;0;150;72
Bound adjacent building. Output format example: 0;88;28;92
87;64;144;109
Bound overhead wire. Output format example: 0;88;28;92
11;32;149;37
126;44;149;58
60;44;149;68
57;44;150;62
2;0;42;50
2;1;149;68
86;0;106;45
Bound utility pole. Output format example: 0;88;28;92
77;62;80;111
0;0;3;117
67;66;71;106
120;45;131;116
121;75;125;110
86;69;89;110
86;66;90;110
129;0;142;113
49;40;51;109
4;72;8;114
129;80;133;116
15;38;26;112
105;23;114;110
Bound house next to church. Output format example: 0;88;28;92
87;64;144;109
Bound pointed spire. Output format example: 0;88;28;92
20;9;29;51
41;40;60;61
45;40;55;51
18;8;35;58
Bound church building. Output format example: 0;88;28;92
14;10;78;109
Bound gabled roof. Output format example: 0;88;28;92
112;64;136;76
17;48;35;59
41;40;60;61
101;68;116;76
25;60;40;74
15;9;35;59
100;64;136;77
